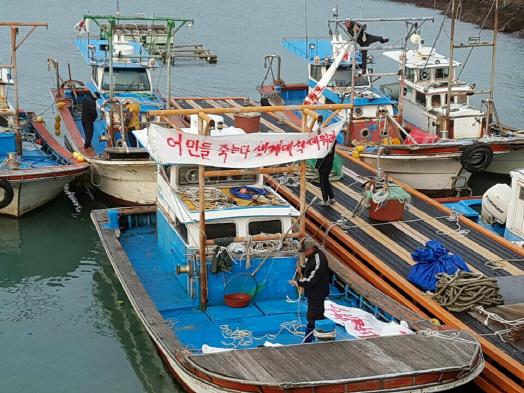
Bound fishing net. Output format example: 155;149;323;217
307;153;343;182
224;273;258;298
364;184;412;205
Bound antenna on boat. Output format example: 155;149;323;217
304;3;309;58
116;0;120;16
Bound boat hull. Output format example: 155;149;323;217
487;150;524;174
89;158;157;205
0;175;76;217
359;153;464;196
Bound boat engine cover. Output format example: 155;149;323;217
481;183;512;225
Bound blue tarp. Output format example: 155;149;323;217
407;240;471;292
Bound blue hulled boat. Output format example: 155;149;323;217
92;104;483;393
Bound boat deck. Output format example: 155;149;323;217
175;97;524;390
189;330;478;386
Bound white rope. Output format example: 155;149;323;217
474;306;524;342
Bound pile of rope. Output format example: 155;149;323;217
475;306;524;342
182;187;234;210
432;271;504;313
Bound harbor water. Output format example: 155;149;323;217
1;0;522;391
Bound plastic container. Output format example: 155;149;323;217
224;293;252;308
369;199;406;222
234;112;261;133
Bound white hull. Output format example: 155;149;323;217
89;158;157;205
487;150;524;175
360;153;463;193
0;176;74;217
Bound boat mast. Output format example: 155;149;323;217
0;22;47;155
490;0;499;102
444;0;456;134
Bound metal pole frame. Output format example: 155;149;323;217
445;0;457;134
189;105;327;309
0;22;47;155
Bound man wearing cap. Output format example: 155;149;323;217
290;238;330;343
81;91;101;150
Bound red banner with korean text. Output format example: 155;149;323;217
134;122;343;168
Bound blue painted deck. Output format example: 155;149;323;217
282;38;362;65
119;222;362;351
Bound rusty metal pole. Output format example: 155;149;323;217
299;111;309;266
445;0;456;134
198;115;208;310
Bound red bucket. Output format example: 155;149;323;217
224;293;252;308
369;199;406;222
234;113;261;133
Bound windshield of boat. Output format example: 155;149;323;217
102;68;151;92
327;67;369;88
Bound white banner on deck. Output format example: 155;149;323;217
324;300;412;338
134;122;343;168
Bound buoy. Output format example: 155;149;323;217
352;150;360;158
36;116;43;123
356;145;365;152
55;115;61;122
55;129;61;136
56;102;66;109
77;155;85;162
36;139;43;145
430;318;441;326
73;152;79;158
54;122;60;130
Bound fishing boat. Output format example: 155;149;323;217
49;14;191;205
0;22;89;217
92;103;483;393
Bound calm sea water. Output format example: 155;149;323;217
1;0;522;391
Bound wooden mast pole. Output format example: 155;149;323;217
0;22;47;155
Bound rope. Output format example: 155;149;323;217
431;271;504;312
435;208;470;238
182;187;234;210
484;258;524;270
474;305;524;342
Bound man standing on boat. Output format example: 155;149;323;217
81;92;101;150
315;143;336;206
290;238;330;343
345;20;388;74
124;100;141;147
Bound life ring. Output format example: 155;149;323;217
460;143;493;174
0;180;14;209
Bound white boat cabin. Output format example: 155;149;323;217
155;117;299;250
385;40;485;139
504;169;524;243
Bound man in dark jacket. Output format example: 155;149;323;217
81;92;101;149
345;20;389;74
290;238;330;343
315;143;336;206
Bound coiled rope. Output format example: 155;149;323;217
431;271;504;313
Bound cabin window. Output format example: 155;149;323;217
415;91;426;106
431;95;442;107
102;68;150;92
455;95;467;104
435;68;449;80
519;186;524;202
248;219;283;236
405;68;415;82
310;65;322;82
177;166;257;187
92;68;98;84
206;222;236;240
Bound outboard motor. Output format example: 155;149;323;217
481;183;512;225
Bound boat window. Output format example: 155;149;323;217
102;68;150;92
178;166;257;187
327;67;368;88
431;95;441;107
435;68;449;80
248;219;283;236
405;68;415;82
455;94;468;104
92;68;98;84
206;222;236;240
310;65;322;81
415;91;426;106
519;186;524;202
